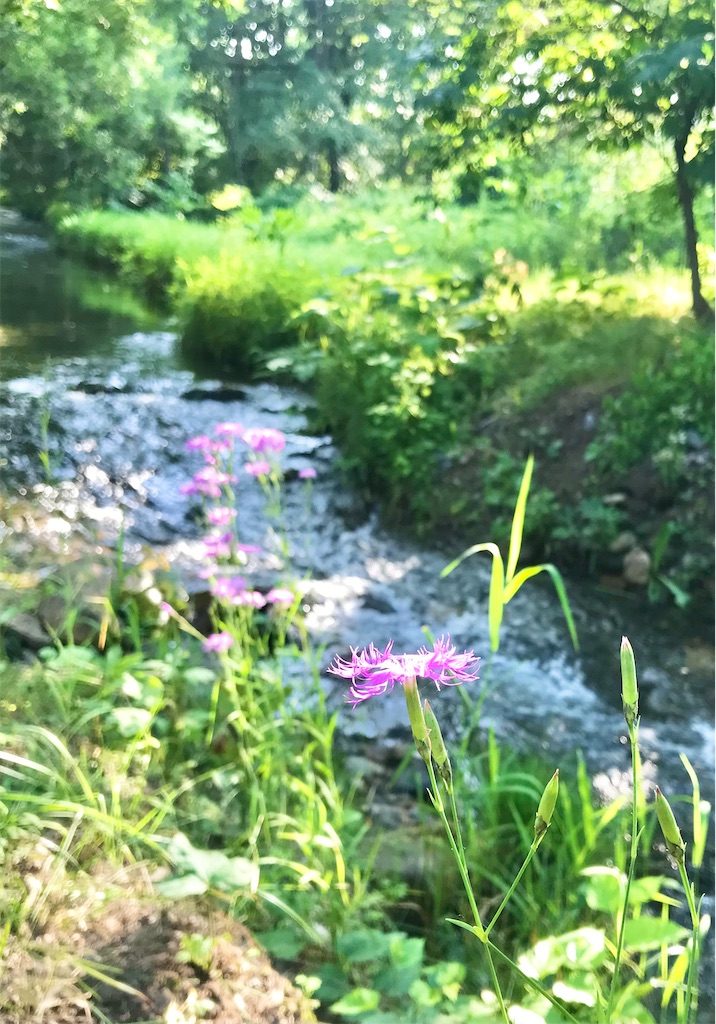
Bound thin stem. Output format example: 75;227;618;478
486;839;540;936
608;720;641;1021
486;940;581;1024
678;860;700;1024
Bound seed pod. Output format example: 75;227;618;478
535;769;559;840
424;699;453;787
403;676;431;764
655;786;686;863
620;636;639;727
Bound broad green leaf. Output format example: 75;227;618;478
154;873;208;899
256;927;307;959
107;707;153;738
336;929;395;963
330;987;381;1015
506;454;534;582
622;917;688;952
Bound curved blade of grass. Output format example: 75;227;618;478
506;455;534;583
680;753;708;869
486;546;505;652
503;563;578;651
441;542;505;653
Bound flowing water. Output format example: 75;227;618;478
1;210;713;915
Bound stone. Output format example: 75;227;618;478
609;531;637;554
5;612;51;649
623;548;651;586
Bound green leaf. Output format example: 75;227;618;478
107;707;153;738
445;917;481;937
256;926;307;959
330;987;381;1016
506;454;534;582
154;873;208;898
337;929;395;963
622;917;688;952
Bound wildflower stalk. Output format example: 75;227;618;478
655;786;701;1024
487;770;559;936
608;637;641;1023
678;860;701;1024
423;754;510;1023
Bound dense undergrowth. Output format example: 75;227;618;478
52;164;715;606
1;425;710;1023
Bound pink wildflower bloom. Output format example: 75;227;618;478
232;590;267;608
179;481;199;496
244;460;271;477
243;427;286;453
266;587;294;605
160;601;175;616
201;531;233;559
215;422;244;437
185;435;213;452
207;506;237;527
328;636;480;708
298;467;317;480
203;631;234;653
236;543;261;555
211;576;247;601
192;467;236;498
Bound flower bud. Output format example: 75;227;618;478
403;676;431;764
655;787;686;863
535;769;559;840
620;636;639;727
424;699;453;787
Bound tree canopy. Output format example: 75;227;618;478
0;0;713;313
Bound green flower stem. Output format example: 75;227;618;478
607;719;641;1023
424;757;513;1021
677;859;700;1024
486;839;540;936
486;939;581;1024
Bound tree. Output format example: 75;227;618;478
0;0;221;215
424;0;714;319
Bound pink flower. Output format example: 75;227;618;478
215;422;244;437
266;588;294;605
211;576;247;601
232;590;266;608
243;427;286;453
201;531;233;559
329;636;480;708
185;435;213;452
244;461;271;477
298;467;317;480
203;631;234;653
236;543;261;555
207;506;237;527
179;481;199;496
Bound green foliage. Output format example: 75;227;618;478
587;324;715;483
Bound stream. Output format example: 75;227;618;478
1;210;714;933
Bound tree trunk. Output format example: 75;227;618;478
674;135;713;322
326;137;341;193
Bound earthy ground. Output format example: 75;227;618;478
0;864;317;1024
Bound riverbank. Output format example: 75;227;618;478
1;212;714;1023
52;192;715;615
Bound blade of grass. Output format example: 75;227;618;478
505;454;534;583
